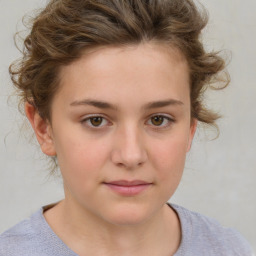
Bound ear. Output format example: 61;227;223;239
25;102;56;156
186;118;197;152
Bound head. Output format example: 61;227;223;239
9;0;228;225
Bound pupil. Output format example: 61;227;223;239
91;117;102;126
152;116;163;126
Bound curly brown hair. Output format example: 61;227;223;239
10;0;228;126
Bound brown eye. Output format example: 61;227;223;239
146;115;174;128
82;115;110;129
90;117;103;127
151;116;164;126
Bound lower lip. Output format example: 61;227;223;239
103;183;152;196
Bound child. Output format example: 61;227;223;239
0;0;253;255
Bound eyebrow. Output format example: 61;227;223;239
70;98;184;110
70;99;117;110
143;99;184;109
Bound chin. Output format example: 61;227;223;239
101;202;155;226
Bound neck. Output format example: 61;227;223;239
44;199;181;256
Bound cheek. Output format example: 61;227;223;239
57;139;111;203
55;134;110;180
150;134;189;181
144;133;189;203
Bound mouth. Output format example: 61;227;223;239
102;180;153;196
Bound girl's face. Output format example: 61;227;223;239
31;43;196;225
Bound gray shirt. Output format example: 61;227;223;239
0;203;254;256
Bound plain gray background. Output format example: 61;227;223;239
0;0;255;251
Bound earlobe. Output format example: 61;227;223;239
187;118;198;152
25;102;56;156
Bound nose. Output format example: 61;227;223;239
111;125;148;170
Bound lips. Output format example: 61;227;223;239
103;180;151;186
103;180;152;196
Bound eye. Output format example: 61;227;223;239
146;115;174;128
81;116;109;128
151;116;165;126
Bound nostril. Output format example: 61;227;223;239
116;162;124;167
111;150;147;170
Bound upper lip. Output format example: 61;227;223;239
103;180;152;186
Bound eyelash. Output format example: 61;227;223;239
80;114;175;130
146;114;175;129
81;114;111;128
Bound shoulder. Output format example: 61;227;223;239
0;206;77;256
0;209;43;256
170;204;254;256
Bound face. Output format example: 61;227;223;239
30;43;196;226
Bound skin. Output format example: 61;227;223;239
25;42;197;256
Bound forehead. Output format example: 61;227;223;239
60;42;188;76
56;43;190;107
